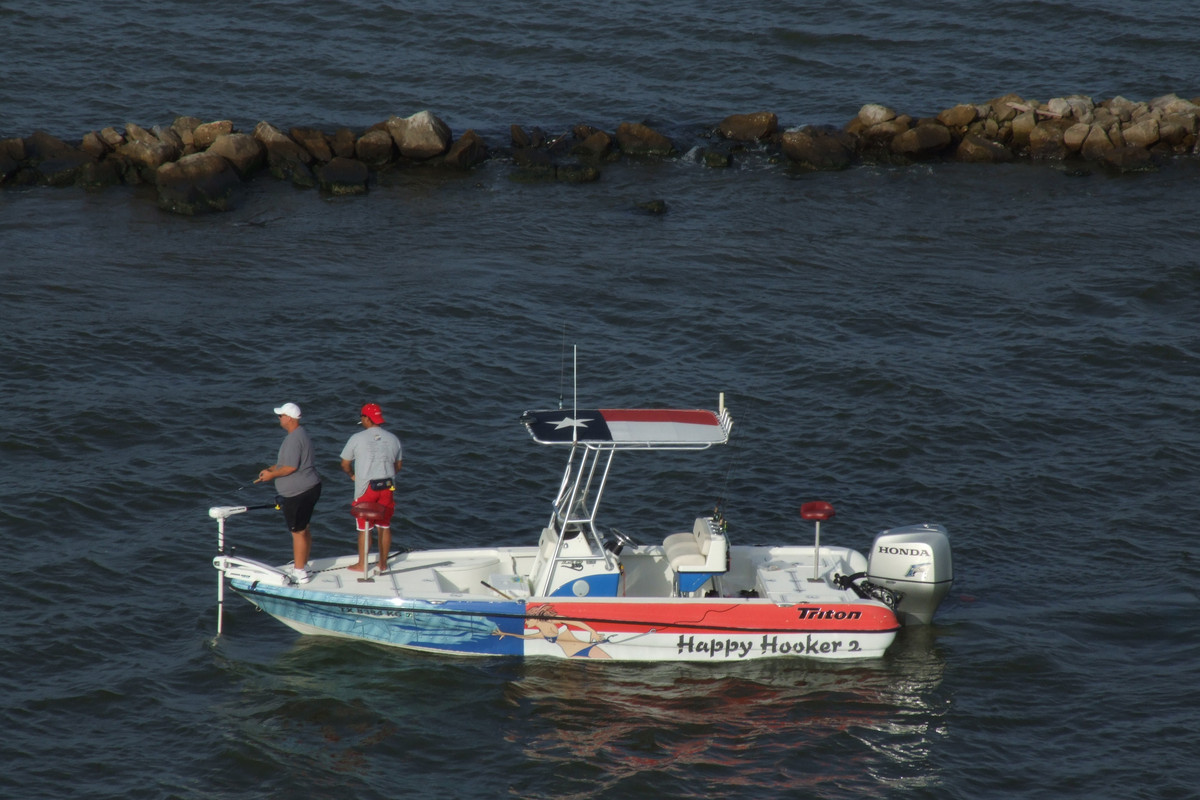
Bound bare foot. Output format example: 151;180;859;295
348;563;366;572
378;563;388;573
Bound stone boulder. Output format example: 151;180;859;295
254;121;304;151
95;127;123;149
386;111;452;159
556;163;601;183
717;112;778;142
849;113;912;155
1105;96;1139;123
1063;122;1091;153
119;138;176;177
542;131;575;158
635;199;668;215
444;130;488;168
699;148;732;168
1122;117;1160;149
315;157;368;195
103;152;143;185
890;123;952;158
355;128;395;168
1092;106;1118;130
988;93;1027;124
1028;120;1070;159
857;104;897;127
572;128;613;159
124;123;157;145
254;121;313;182
509;162;557;183
1057;95;1096;124
208;133;264;178
1098;145;1155;172
512;146;554;169
290;127;333;162
1010;110;1038;149
0;137;27;183
614;122;674;156
1080;124;1116;160
937;104;978;129
116;124;178;180
779;126;855;170
170;116;203;151
26;131;96;186
26;130;78;160
966;115;1003;142
1149;93;1199;115
80;131;111;160
510;125;541;149
193;120;234;150
955;134;1014;163
331;128;358;159
156;151;241;214
1108;124;1126;148
1158;115;1193;147
36;151;97;186
76;159;124;188
153;125;184;153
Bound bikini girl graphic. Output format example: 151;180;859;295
494;603;613;659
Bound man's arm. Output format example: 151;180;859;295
256;464;297;483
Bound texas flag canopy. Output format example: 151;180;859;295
522;408;730;447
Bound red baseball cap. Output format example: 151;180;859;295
360;403;385;424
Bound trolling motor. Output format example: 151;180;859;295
208;501;301;635
209;503;279;635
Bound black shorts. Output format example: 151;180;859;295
279;482;322;532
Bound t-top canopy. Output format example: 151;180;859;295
522;408;732;448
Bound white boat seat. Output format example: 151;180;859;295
664;516;728;574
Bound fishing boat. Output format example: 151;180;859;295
210;395;953;661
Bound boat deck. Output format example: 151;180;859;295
240;541;872;607
288;548;532;600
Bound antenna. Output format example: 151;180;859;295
558;327;567;409
572;344;578;443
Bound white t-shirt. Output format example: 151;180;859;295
340;426;403;499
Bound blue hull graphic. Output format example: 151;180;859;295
232;581;527;655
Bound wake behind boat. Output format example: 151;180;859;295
210;396;953;662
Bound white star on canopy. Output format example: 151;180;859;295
553;416;592;430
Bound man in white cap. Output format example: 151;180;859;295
339;402;403;574
255;402;322;583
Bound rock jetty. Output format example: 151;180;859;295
2;94;1198;214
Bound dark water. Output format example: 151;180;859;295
3;3;1200;799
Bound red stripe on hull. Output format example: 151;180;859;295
541;600;900;634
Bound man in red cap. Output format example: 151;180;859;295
339;403;403;573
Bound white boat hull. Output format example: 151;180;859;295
222;543;904;662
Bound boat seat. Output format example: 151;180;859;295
664;516;728;574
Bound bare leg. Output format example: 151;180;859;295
292;528;311;570
378;526;391;572
349;524;369;572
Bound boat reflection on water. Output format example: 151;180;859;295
499;625;950;799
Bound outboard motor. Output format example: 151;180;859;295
866;523;953;626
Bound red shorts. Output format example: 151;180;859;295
353;485;395;530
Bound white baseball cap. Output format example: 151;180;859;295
273;402;302;419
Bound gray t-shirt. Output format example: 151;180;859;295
275;425;321;497
340;426;403;499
